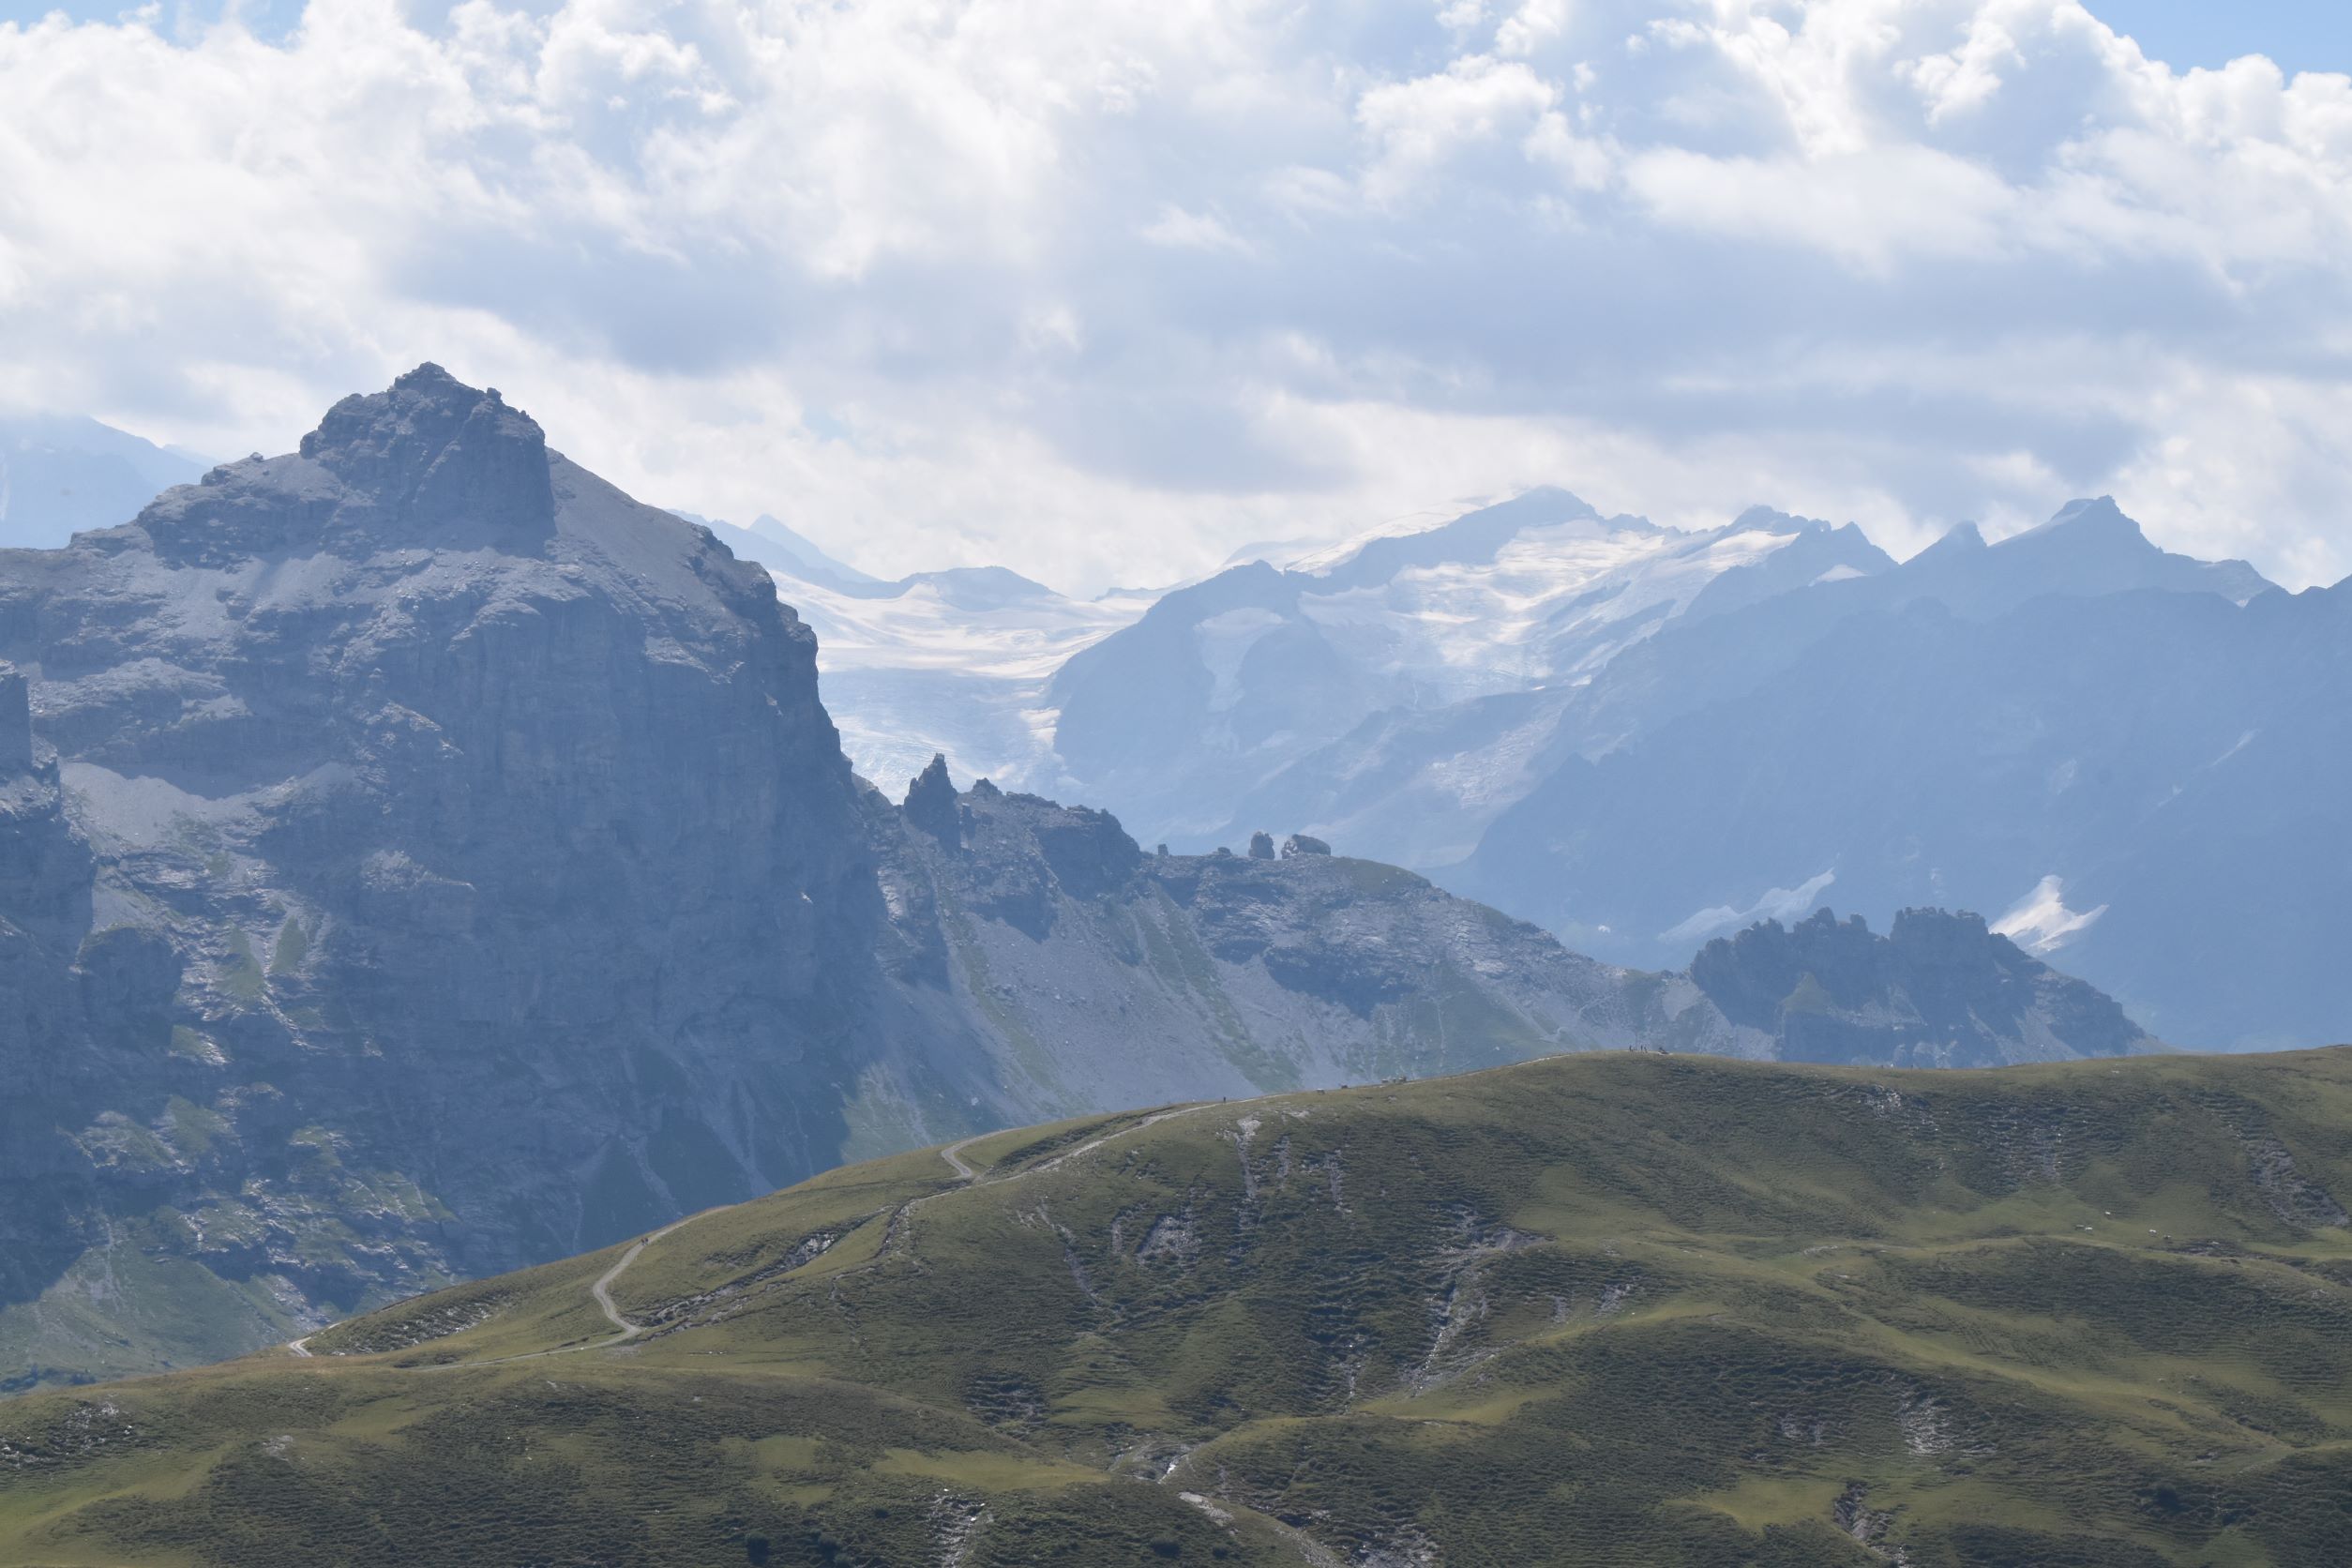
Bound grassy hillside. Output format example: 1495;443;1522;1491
5;1048;2351;1567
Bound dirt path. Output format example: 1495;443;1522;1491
1022;1105;1211;1178
933;1105;1212;1192
285;1213;703;1369
589;1215;697;1339
938;1134;986;1180
291;1107;1216;1369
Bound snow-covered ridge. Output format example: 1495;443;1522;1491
782;568;1151;794
669;509;1152;793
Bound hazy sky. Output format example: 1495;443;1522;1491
3;0;2348;593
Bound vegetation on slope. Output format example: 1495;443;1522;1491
5;1049;2350;1566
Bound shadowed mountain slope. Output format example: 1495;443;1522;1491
4;1048;2347;1566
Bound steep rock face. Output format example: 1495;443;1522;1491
0;367;900;1382
0;662;101;1321
1685;908;2162;1067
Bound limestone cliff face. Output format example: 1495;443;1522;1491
0;368;900;1383
0;662;101;1318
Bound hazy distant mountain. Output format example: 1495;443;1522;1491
677;481;2336;1049
673;508;1152;793
668;508;891;593
1444;505;2340;1049
1046;489;1892;849
1017;486;2325;1049
0;414;204;549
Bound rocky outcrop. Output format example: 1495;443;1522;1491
903;753;961;844
1684;907;2162;1066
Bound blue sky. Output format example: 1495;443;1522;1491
2092;1;2351;74
4;1;2351;592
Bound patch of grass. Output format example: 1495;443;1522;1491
265;919;307;978
216;929;264;1003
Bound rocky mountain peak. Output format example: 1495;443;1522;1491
904;752;961;842
1730;504;1830;534
1916;520;1988;557
126;363;555;566
297;361;555;535
2028;495;2148;548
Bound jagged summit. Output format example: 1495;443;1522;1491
104;363;556;565
1684;906;2160;1066
1914;519;1988;557
1729;503;1831;533
298;362;553;530
903;751;960;841
2028;494;2142;540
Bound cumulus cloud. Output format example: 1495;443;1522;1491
0;0;2348;593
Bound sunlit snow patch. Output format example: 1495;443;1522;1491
1993;874;2108;954
1659;868;1837;946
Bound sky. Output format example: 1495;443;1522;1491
2;1;2350;594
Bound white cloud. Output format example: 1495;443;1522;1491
1140;204;1254;255
1497;0;1574;58
1625;143;2015;269
1355;53;1561;204
0;0;2348;595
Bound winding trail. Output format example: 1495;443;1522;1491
283;1105;1217;1369
936;1105;1213;1190
282;1214;702;1368
589;1215;697;1339
938;1133;986;1181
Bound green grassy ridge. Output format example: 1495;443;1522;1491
4;1048;2351;1566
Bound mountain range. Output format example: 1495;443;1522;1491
27;407;2337;1051
0;369;2164;1391
700;486;2331;1053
